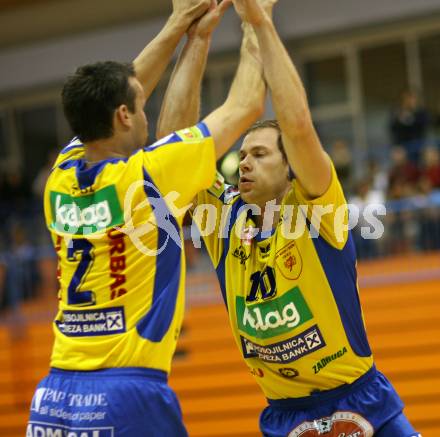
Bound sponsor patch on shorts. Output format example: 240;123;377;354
241;325;325;363
287;411;374;436
56;307;126;337
27;422;114;437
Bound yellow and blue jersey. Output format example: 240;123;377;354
195;163;374;399
44;122;215;373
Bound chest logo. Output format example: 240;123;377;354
236;287;313;339
275;241;302;280
232;245;250;265
50;185;123;235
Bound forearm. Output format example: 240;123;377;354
157;35;211;139
204;27;265;159
133;13;190;100
253;17;308;130
253;16;331;197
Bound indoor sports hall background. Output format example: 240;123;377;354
0;0;440;436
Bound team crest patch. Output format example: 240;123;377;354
176;126;204;142
275;241;302;280
208;172;225;198
288;411;374;436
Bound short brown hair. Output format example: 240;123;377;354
245;119;288;163
245;120;294;180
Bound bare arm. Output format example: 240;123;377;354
234;0;331;198
157;0;231;139
203;23;266;159
133;0;211;100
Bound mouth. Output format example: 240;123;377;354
239;176;254;184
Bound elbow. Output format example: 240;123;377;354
254;101;265;120
245;98;265;125
279;108;312;136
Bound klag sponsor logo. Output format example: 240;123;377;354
241;325;325;364
287;411;374;437
50;185;123;235
236;287;313;339
27;422;114;437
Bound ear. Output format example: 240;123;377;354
115;104;132;130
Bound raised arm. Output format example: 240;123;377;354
203;21;266;159
157;0;231;139
234;0;331;198
133;0;210;100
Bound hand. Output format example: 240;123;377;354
172;0;212;27
188;0;232;39
233;0;266;25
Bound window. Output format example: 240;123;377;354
360;42;408;152
315;117;354;152
0;114;7;160
419;33;440;118
304;56;348;107
315;117;355;194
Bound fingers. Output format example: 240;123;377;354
190;0;212;20
218;0;233;15
207;0;217;12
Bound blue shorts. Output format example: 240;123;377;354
260;366;420;437
27;367;188;437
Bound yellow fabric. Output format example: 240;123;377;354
44;123;215;372
195;164;373;399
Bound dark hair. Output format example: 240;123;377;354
62;61;137;142
245;119;294;179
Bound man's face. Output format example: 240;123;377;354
128;77;148;151
238;127;290;207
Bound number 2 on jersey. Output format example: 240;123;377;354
67;239;95;306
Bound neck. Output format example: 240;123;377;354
254;186;290;230
84;134;130;164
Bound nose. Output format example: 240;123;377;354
239;155;252;173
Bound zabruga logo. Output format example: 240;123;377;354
236;287;313;339
50;185;123;235
312;346;348;374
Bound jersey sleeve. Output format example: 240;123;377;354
142;122;216;211
193;172;240;267
293;162;348;249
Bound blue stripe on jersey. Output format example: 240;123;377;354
60;138;82;154
58;158;127;188
76;158;127;189
59;160;78;170
144;133;182;152
215;197;245;308
197;122;211;137
310;231;372;357
136;169;182;342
